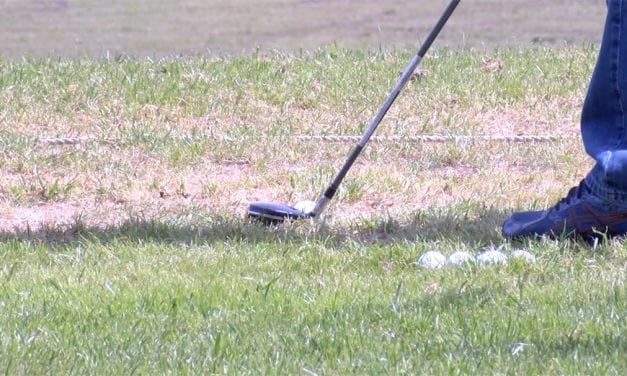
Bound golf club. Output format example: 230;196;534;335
248;0;461;224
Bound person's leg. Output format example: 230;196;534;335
502;0;627;239
583;0;627;199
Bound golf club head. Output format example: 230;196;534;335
247;202;313;225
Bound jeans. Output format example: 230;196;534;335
583;0;627;202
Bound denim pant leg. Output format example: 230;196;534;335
583;0;627;202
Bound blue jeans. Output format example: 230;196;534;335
583;0;627;202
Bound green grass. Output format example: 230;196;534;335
1;46;626;374
0;222;625;374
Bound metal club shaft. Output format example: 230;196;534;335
311;0;462;216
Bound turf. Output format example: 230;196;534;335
0;46;626;374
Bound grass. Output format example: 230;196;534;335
0;46;626;374
0;223;625;374
0;46;593;217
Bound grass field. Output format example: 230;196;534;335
0;1;626;374
1;46;626;374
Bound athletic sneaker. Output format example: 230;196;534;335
502;180;627;239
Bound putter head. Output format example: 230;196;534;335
247;202;313;225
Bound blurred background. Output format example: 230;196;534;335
0;0;607;58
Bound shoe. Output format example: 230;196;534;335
502;180;627;239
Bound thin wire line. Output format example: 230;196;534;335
35;133;572;146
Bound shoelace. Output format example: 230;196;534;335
553;180;591;211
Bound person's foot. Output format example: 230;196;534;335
502;180;627;239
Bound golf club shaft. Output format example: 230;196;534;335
311;0;461;216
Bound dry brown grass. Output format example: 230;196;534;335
0;108;588;234
0;47;597;237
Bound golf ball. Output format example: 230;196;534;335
446;251;474;266
417;251;446;269
511;249;536;262
476;250;508;266
294;200;316;214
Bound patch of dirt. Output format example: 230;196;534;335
0;0;605;58
478;102;580;138
0;202;80;233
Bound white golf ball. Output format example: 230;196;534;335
476;250;508;266
294;200;316;214
416;251;446;269
511;249;536;262
446;251;474;266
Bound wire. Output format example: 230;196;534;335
35;133;572;146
